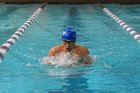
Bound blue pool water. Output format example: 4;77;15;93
0;4;140;93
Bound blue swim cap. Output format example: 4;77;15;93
62;27;76;41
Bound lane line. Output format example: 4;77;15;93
98;3;140;43
0;2;47;62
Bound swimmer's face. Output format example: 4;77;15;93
62;40;75;52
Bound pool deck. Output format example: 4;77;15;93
0;0;140;3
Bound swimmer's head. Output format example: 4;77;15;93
62;27;76;41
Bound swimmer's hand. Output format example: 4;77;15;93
42;56;56;65
82;56;92;64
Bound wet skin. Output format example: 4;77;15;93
48;40;92;64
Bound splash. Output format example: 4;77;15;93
42;52;82;67
41;52;95;67
0;58;2;63
26;63;34;67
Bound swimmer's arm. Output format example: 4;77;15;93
82;48;92;64
45;48;56;64
83;56;92;64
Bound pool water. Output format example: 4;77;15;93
0;4;140;93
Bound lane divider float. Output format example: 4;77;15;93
98;3;140;43
0;2;47;63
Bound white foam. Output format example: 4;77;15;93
26;63;34;66
42;52;81;67
103;63;112;69
42;52;95;67
0;58;2;63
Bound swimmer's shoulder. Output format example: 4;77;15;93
49;45;62;53
76;45;89;52
48;45;63;56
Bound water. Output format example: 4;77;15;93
0;4;140;93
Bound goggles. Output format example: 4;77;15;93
63;40;75;44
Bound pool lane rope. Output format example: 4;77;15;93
0;2;47;63
98;3;140;43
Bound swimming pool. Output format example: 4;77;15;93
0;3;140;93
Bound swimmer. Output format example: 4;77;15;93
47;27;92;64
